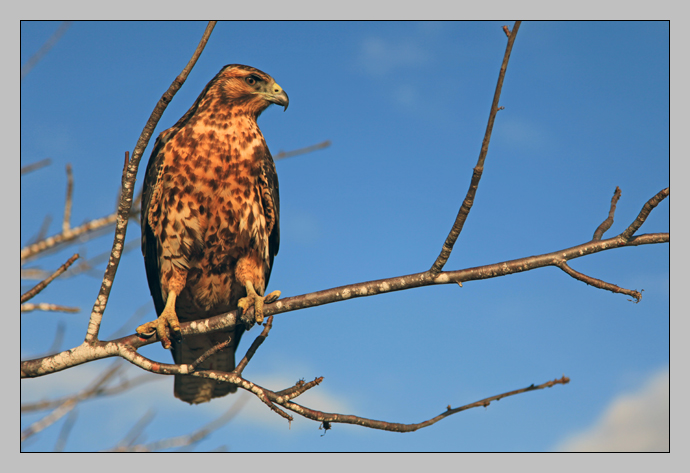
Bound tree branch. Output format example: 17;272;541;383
619;187;670;242
557;261;642;302
593;186;622;241
83;21;217;344
273;140;331;160
429;21;522;276
20;253;79;303
62;164;74;233
21;207;668;380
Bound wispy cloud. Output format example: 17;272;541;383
556;367;669;452
356;37;431;77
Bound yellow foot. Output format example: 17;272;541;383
136;290;181;349
237;281;281;325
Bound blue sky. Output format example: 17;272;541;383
21;21;669;452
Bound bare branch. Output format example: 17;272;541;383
273;140;331;160
54;409;78;452
268;376;570;432
62;164;74;233
21;232;669;378
558;261;642;302
429;21;522;276
108;399;248;452
21;21;72;80
233;315;273;375
21;362;123;442
593;186;622;240
83;21;217;344
22;371;158;413
21;213;118;261
21;302;80;313
21;158;52;175
20;253;79;303
619;187;670;242
114;409;156;449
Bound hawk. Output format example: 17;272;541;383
137;64;288;404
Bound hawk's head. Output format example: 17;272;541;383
211;64;289;117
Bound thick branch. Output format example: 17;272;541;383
21;231;667;379
83;21;217;344
430;21;521;276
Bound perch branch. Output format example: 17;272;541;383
593;186;622;240
21;231;668;379
429;21;521;276
83;21;217;344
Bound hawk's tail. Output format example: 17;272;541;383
171;328;242;404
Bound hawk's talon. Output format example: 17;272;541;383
238;282;280;326
136;290;181;350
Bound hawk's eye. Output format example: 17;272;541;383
245;75;260;86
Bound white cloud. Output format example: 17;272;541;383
556;367;669;452
357;37;431;77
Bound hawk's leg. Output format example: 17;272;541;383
137;271;186;349
237;280;281;325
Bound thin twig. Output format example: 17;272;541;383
619;187;669;242
115;409;156;449
21;362;123;442
54;409;78;452
269;376;570;432
593;186;622;240
274;377;324;401
62;164;74;233
558;261;642;302
83;21;217;344
21;158;52;175
190;338;234;371
108;399;248;452
21;302;80;313
429;21;522;277
22;371;158;413
21;21;72;80
234;315;273;375
273;140;331;160
20;253;79;303
21;213;118;261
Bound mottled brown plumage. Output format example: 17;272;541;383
138;64;287;404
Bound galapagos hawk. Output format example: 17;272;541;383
137;64;288;404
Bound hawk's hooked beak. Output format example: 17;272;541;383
266;83;289;111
